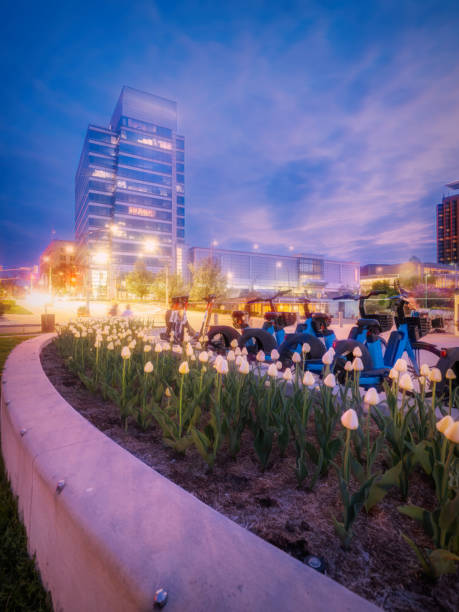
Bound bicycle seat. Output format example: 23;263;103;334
357;318;381;329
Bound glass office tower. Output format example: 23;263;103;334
75;87;185;297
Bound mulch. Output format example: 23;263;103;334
41;342;458;610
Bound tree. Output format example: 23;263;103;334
125;261;154;299
189;257;227;300
150;269;188;302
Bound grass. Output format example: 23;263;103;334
0;300;33;316
0;335;53;611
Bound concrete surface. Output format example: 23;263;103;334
0;335;379;612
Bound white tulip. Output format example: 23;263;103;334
144;344;151;353
446;368;456;380
199;351;209;363
242;347;248;356
364;387;379;405
292;352;301;364
283;368;293;382
227;350;236;362
341;409;359;430
276;361;283;370
344;361;353;372
420;363;431;377
302;343;311;354
429;367;442;383
444;421;459;443
303;371;315;387
389;367;398;380
144;361;153;373
267;363;278;378
353;346;362;358
394;358;407;373
256;350;265;362
271;349;280;361
234;347;242;356
238;360;250;375
121;346;131;359
107;341;114;350
399;373;413;392
352;357;364;371
230;339;238;349
324;373;336;388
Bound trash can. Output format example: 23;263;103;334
41;313;55;333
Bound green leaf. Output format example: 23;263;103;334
429;549;459;577
366;461;403;511
401;533;432;576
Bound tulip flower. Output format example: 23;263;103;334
216;359;229;375
429;367;442;383
324;373;336;388
276;361;283;370
394;358;407;373
235;355;243;366
144;344;151;353
178;361;189;375
344;361;353;371
214;354;224;370
352;357;364;371
364;387;379;406
420;363;431;377
165;387;171;397
129;340;136;349
121;346;131;360
444;421;459;443
446;368;456;380
234;347;241;356
238;360;250;375
271;349;280;361
242;347;248;356
302;342;311;354
155;344;163;353
144;361;153;373
399;373;413;392
107;341;114;350
198;351;209;363
195;341;202;350
267;363;278;378
230;339;238;349
256;350;265;362
227;350;236;362
303;371;315;387
341;408;359;430
352;346;362;358
283;368;293;382
292;352;301;363
436;415;454;434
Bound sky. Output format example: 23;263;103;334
1;0;459;268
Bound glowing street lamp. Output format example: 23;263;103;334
93;251;109;265
253;243;259;250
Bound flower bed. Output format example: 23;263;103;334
47;318;459;610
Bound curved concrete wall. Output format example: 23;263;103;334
1;335;378;612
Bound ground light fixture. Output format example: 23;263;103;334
304;554;326;573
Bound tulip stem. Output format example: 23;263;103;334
343;428;351;484
178;375;184;438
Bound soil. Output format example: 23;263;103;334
41;342;458;611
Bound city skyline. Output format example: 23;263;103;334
2;0;459;267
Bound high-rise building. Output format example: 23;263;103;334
75;87;185;297
437;181;459;264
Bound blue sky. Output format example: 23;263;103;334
1;0;459;267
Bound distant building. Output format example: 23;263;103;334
189;246;360;295
360;259;458;291
437;181;459;264
75;86;185;298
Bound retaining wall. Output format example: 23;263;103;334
1;334;378;611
